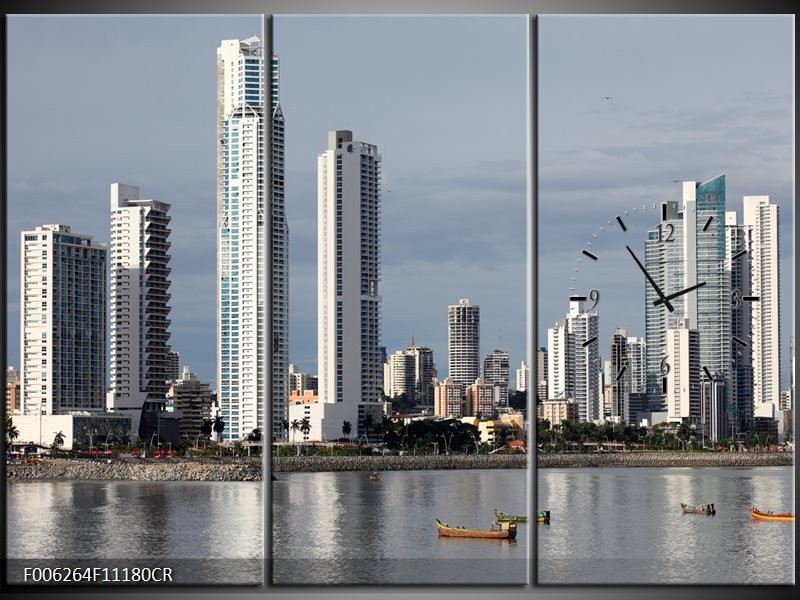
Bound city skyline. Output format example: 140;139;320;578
7;14;529;393
7;15;262;390
275;15;528;381
538;14;794;391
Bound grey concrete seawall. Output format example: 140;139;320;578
272;454;528;472
6;452;792;480
536;451;793;468
7;458;263;481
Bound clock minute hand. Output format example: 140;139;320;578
625;245;674;313
653;281;707;306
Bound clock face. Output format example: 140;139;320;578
562;188;755;423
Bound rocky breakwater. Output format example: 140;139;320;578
272;454;528;473
7;457;263;481
537;451;794;468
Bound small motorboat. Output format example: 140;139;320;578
436;519;517;539
749;507;794;522
368;471;380;482
495;509;528;523
681;503;716;515
535;510;551;523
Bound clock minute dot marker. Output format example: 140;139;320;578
703;366;713;381
733;336;748;348
582;250;598;261
732;249;748;261
703;216;713;231
582;336;597;348
615;365;627;381
616;215;627;231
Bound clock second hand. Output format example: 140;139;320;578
625;245;674;313
654;281;707;306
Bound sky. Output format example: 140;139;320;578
537;15;795;387
5;14;529;390
274;15;529;379
6;15;263;387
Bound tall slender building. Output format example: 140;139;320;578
448;299;480;384
726;210;753;435
743;195;780;413
312;130;383;440
217;37;285;442
482;349;510;406
107;184;172;437
21;225;106;416
547;299;600;422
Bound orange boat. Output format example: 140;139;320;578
436;519;517;539
749;507;794;522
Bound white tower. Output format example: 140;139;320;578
216;37;281;442
317;130;382;438
743;195;781;413
448;298;480;384
108;184;172;435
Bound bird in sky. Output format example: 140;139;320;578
602;96;613;100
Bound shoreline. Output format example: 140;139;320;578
5;451;793;480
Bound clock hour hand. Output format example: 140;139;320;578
626;245;674;312
653;281;707;306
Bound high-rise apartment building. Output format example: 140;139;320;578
310;130;383;441
434;377;465;418
21;225;106;417
448;299;480;385
6;366;20;415
166;350;180;382
107;184;172;437
547;299;600;422
166;366;215;440
482;349;509;406
217;37;287;441
385;349;415;399
743;195;780;413
666;319;700;424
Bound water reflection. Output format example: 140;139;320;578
538;466;793;584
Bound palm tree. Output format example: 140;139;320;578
212;415;225;442
342;420;352;441
300;416;311;439
290;419;301;444
52;431;65;455
247;428;262;442
6;416;20;447
363;412;375;442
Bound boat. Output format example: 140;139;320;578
436;519;517;539
749;507;794;522
535;510;551;523
368;471;380;481
681;503;716;515
494;509;528;523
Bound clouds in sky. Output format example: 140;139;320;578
537;15;794;385
275;15;529;378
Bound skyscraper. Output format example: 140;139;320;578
483;349;510;406
107;184;172;437
448;298;480;385
547;299;600;422
726;210;753;435
312;130;383;440
516;359;530;393
743;195;780;413
645;176;730;413
216;37;285;442
666;318;701;424
21;224;106;416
